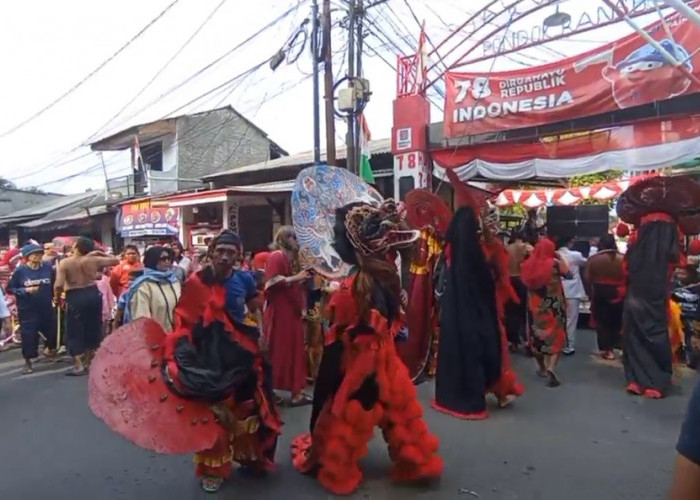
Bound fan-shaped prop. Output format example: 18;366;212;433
89;319;219;454
404;189;453;238
291;164;383;278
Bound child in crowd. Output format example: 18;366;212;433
95;267;116;337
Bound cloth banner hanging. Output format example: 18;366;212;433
443;9;700;138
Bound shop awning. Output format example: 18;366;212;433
152;181;295;208
152;188;231;208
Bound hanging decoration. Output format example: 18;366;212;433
494;174;656;208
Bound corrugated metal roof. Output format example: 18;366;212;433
0;191;95;222
19;204;109;229
202;138;392;180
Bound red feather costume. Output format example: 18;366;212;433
290;201;443;495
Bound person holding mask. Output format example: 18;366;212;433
55;238;119;376
264;226;311;406
8;244;57;374
120;246;181;332
109;245;142;297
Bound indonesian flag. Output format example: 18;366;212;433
359;114;375;184
133;135;144;171
414;23;428;91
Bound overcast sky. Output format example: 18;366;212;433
0;0;665;194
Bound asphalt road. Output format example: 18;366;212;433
0;330;693;500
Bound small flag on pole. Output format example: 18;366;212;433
358;114;375;184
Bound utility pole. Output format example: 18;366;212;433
354;0;364;175
322;0;336;165
346;0;357;174
311;0;321;164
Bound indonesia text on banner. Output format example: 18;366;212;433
443;9;700;139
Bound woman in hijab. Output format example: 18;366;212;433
585;234;625;360
521;238;570;387
121;246;182;333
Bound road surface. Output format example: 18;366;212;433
0;330;692;499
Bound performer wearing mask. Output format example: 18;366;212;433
585;234;625;360
8;244;57;375
121;246;181;332
291;200;442;495
55;238;119;375
263;226;311;406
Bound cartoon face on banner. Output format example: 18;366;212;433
602;39;692;109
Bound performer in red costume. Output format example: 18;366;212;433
88;230;282;494
290;200;443;496
400;189;452;382
432;170;523;419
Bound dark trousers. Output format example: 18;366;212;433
19;308;57;360
65;286;102;356
505;276;527;346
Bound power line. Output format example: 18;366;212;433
11;2;306;182
86;0;229;144
0;0;184;140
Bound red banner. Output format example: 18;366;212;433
444;9;700;138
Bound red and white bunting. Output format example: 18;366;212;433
494;175;655;208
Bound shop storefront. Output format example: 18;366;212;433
152;183;292;253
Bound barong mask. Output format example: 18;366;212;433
343;199;420;257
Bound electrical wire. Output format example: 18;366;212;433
13;2;306;182
86;0;230;144
0;0;184;140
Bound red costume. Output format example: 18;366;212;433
88;267;282;488
290;200;443;495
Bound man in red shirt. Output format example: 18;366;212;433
109;245;142;297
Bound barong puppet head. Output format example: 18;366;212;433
335;199;420;262
332;200;419;321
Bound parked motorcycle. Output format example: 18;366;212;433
672;283;700;369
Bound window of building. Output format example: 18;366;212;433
141;141;163;172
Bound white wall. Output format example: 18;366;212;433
147;133;179;194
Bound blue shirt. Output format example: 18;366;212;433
224;271;258;323
8;262;54;313
678;377;700;465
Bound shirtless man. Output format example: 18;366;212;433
55;237;119;376
504;231;534;351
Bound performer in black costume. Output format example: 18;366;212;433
623;213;679;398
432;206;502;419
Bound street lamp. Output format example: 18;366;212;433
543;5;571;29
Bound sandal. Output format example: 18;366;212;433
21;367;34;375
65;368;87;377
201;476;223;493
546;370;561;388
288;393;313;407
600;351;616;361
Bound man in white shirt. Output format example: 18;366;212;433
558;236;587;355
